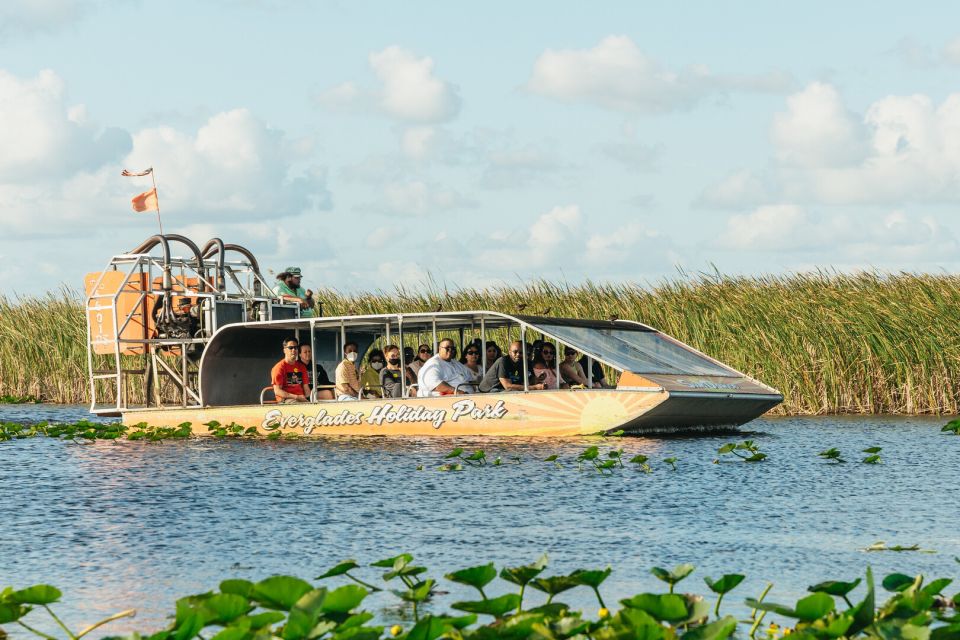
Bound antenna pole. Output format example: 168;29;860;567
150;167;164;235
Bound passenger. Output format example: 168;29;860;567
579;354;611;388
380;345;405;398
334;342;361;400
459;344;484;385
408;344;432;378
274;267;315;318
359;349;385;398
532;342;563;390
561;347;599;388
485;341;502;370
271;338;310;403
479;340;546;393
298;343;334;400
418;339;472;396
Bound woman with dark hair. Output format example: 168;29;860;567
484;341;502;371
460;343;484;384
359;348;386;398
531;342;562;390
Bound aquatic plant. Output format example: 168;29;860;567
941;419;960;435
0;394;39;403
3;558;959;640
862;446;882;464
718;440;766;462
13;271;960;415
663;456;679;470
818;448;846;463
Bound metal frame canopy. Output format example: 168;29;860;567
196;310;744;407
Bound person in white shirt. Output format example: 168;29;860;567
418;339;472;396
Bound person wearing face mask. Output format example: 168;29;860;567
335;341;361;400
359;348;385;398
380;345;405;398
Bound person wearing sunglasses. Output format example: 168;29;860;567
270;338;310;402
460;345;484;384
479;340;546;393
408;344;432;378
531;342;563;390
418;338;472;396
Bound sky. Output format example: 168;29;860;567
3;0;960;296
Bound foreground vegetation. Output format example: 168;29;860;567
4;271;960;414
2;554;958;640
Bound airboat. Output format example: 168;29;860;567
84;235;782;436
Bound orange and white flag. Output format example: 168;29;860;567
122;168;153;177
131;188;159;212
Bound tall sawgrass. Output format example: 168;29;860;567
3;271;959;414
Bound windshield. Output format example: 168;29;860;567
531;322;738;377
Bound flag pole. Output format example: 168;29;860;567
149;167;164;235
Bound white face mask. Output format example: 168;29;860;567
371;362;384;371
346;352;358;362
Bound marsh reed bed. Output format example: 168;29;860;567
2;272;960;415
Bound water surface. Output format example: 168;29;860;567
1;405;958;636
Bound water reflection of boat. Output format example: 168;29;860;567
86;235;782;436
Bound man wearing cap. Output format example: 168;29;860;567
275;266;315;318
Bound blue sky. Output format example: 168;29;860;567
2;0;960;295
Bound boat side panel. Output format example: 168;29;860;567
121;389;669;437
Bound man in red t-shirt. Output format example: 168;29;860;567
271;338;311;402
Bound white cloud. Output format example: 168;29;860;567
715;205;957;262
584;223;665;265
0;69;130;182
701;83;960;207
357;180;475;216
696;168;773;208
771;82;867;168
526;35;791;113
316;46;461;123
0;69;329;240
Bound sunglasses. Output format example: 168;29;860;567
542;351;555;356
284;345;298;350
419;349;432;354
466;351;479;356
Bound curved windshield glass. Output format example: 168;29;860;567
531;322;737;377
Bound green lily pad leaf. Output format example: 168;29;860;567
11;584;61;604
704;574;745;595
745;453;767;462
527;602;571;617
219;579;254;598
337;612;375;631
795;592;835;621
451;593;521;618
246;611;287;629
650;563;695;586
172;606;207;640
569;567;612;588
445;563;497;590
530;575;579;596
545;455;559;462
252;576;313;611
333;626;385;640
203;593;252;624
681;614;738;640
717;443;735;454
500;554;548;586
392;579;435;604
0;603;29;623
321;585;368;613
209;623;251;640
620;593;689;622
406;615;452;640
744;598;799;619
371;553;413;568
444;447;464;459
883;573;915;592
499;612;547;638
285;588;328;640
863;446;882;454
808;578;862;596
847;567;875;636
629;454;649;464
922;578;953;596
317;560;361;580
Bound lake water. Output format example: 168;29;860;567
1;404;958;637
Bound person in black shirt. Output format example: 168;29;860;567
299;343;334;399
479;340;546;392
578;354;608;388
380;345;406;398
